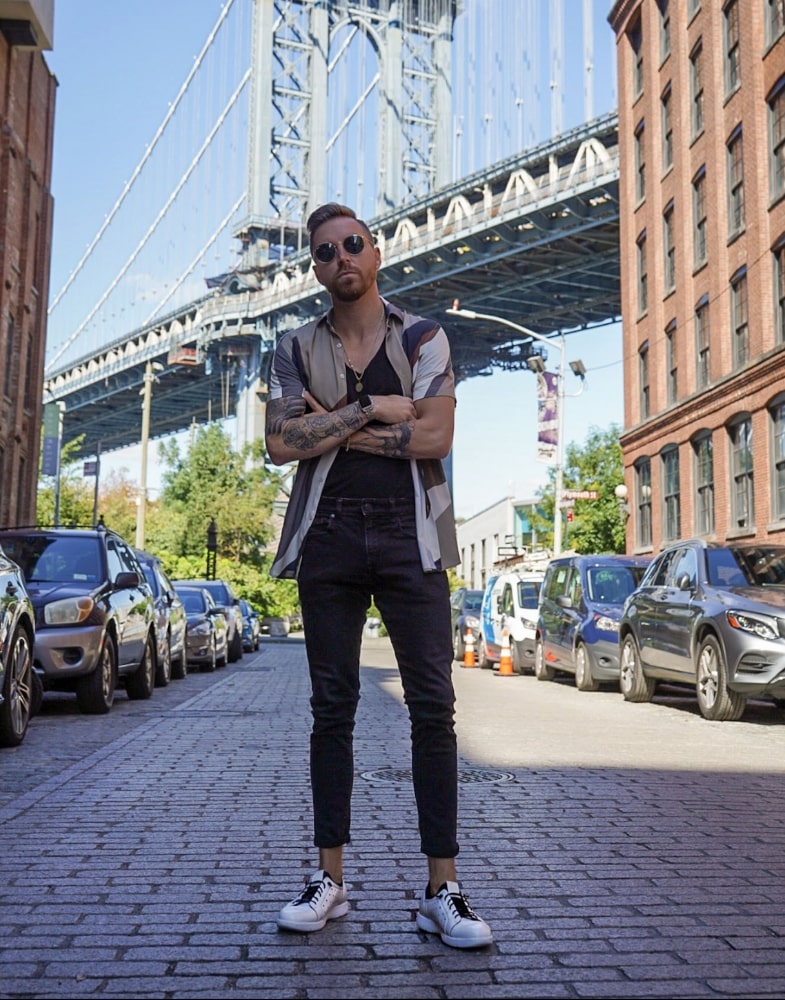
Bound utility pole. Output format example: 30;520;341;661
135;361;163;550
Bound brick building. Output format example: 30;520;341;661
0;0;55;526
608;0;785;553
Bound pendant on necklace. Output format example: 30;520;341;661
355;380;363;392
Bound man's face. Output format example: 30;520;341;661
310;216;381;303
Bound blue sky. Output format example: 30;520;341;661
44;0;624;521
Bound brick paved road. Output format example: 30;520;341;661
1;637;785;998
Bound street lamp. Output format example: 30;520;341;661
135;360;164;550
446;305;585;556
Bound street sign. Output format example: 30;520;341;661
83;461;98;476
562;489;599;501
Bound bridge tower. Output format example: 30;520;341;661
235;0;458;271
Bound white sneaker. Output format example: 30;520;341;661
276;870;349;932
416;881;493;949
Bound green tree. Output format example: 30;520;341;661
36;435;94;527
532;424;626;554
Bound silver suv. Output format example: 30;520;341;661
172;578;244;663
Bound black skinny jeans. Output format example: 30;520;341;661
297;496;459;859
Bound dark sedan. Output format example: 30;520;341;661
175;586;228;672
618;540;785;721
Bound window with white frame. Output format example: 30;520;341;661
766;0;785;46
658;0;671;61
666;320;677;404
629;19;644;100
729;417;754;530
663;201;675;293
690;41;704;139
693;167;707;268
775;237;785;344
769;77;785;202
635;458;652;548
771;400;785;522
662;447;681;542
637;230;648;314
727;126;745;238
730;267;749;367
661;85;673;171
693;433;715;536
634;120;646;202
724;0;741;95
695;294;711;388
639;340;650;419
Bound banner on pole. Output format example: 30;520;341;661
41;402;62;477
536;371;559;465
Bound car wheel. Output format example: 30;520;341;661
453;627;465;662
155;633;172;687
534;639;555;681
575;642;600;692
171;650;187;680
511;639;525;675
619;635;655;702
126;633;156;700
0;625;33;747
477;635;491;669
695;634;746;722
76;636;116;714
228;628;243;663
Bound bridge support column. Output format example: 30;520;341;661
234;339;270;455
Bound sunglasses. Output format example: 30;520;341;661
312;233;368;263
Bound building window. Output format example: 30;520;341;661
634;120;646;202
635;458;652;548
775;237;785;343
663;201;675;293
729;417;754;530
766;0;785;45
693;433;715;536
661;85;672;171
693;167;707;268
690;41;704;139
629;19;644;100
658;0;671;61
666;320;677;405
727;127;745;238
22;335;33;410
639;340;650;419
688;0;701;17
637;230;648;314
770;77;785;202
730;267;749;367
695;294;711;389
662;447;681;542
724;0;741;95
772;401;785;522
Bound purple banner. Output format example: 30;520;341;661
536;371;559;465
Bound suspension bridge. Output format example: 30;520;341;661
44;0;620;460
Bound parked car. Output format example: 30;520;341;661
173;578;243;662
0;525;156;714
135;549;187;684
478;569;544;672
0;543;36;746
450;587;484;661
618;539;785;721
535;553;651;689
238;599;260;652
175;585;228;671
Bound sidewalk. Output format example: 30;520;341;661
1;636;785;998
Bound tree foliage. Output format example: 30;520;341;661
531;424;627;555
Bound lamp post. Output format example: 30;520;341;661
206;518;217;580
446;305;585;556
135;360;164;550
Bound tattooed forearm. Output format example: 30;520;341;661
267;396;366;453
351;420;414;457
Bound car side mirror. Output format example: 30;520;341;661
677;573;694;590
557;595;572;609
114;571;139;590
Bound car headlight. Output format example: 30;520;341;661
726;610;780;641
191;621;212;637
593;614;619;633
44;596;95;626
464;615;480;629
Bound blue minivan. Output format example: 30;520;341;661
534;554;650;690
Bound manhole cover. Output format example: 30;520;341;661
361;767;514;785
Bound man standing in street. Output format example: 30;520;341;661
264;202;493;949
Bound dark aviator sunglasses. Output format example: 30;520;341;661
312;233;368;263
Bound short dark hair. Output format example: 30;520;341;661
306;202;374;249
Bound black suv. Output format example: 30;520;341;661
0;525;156;714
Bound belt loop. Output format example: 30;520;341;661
335;498;343;514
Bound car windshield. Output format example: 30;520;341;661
179;590;208;613
463;593;483;612
707;546;785;588
199;581;230;603
1;535;102;584
586;565;647;604
517;580;541;609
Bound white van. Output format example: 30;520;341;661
478;570;544;673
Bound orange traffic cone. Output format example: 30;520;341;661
462;628;476;668
497;630;514;676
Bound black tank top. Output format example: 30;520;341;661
322;342;415;500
